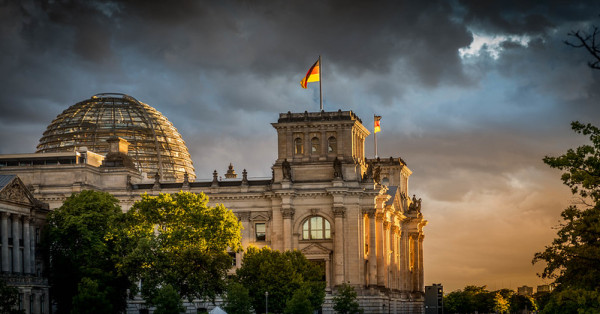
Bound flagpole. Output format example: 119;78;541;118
374;115;378;158
319;55;323;111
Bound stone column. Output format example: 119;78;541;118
333;206;346;286
281;208;294;251
365;209;377;287
410;233;419;291
399;230;408;291
12;214;21;273
376;213;385;286
23;217;31;274
1;213;9;273
382;221;390;288
30;222;36;275
419;234;425;292
33;292;40;314
391;226;399;290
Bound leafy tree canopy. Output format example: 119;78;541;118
44;190;130;314
541;288;600;314
152;285;185;314
223;281;253;314
119;191;242;303
235;246;326;314
533;122;600;290
333;282;363;314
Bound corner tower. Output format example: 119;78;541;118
271;110;370;182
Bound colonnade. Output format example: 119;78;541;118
1;212;37;275
364;209;424;293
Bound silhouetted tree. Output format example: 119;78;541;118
533;21;600;312
566;24;600;69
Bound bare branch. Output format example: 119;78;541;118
566;26;600;70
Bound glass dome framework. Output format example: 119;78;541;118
37;93;195;181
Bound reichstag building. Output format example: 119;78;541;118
0;93;427;314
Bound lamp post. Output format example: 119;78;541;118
265;291;269;314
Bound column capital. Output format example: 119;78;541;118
392;225;400;234
10;213;21;220
281;208;295;219
361;207;375;217
0;212;8;219
375;212;385;221
236;211;251;222
383;221;390;229
332;206;346;218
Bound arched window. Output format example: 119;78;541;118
311;137;320;154
294;138;303;155
302;216;331;240
327;136;337;153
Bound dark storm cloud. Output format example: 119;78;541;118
2;0;600;291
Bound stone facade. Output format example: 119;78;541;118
0;175;50;314
0;110;427;313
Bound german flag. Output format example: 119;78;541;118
300;59;320;89
374;115;381;133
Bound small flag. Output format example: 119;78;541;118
300;59;320;89
374;115;381;133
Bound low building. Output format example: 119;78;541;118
517;285;533;296
425;284;443;314
537;285;552;293
0;175;50;314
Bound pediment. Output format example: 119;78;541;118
300;243;332;255
0;176;35;206
250;212;271;222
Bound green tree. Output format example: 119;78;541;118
541;288;600;314
284;284;313;314
44;190;130;314
533;122;600;290
333;282;363;314
70;277;114;314
492;292;509;314
120;191;242;303
223;281;253;314
510;294;537;313
444;290;471;313
0;278;25;314
152;285;185;314
235;246;326;314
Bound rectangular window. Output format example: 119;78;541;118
303;222;310;240
255;223;266;241
310;217;323;239
229;252;236;267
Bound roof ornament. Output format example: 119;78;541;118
225;163;237;179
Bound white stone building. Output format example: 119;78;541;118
0;94;427;313
0;175;50;314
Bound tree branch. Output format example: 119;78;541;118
566;26;600;69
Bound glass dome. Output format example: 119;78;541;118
36;93;195;181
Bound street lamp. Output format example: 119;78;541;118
265;291;269;314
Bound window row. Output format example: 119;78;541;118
253;216;332;241
294;136;337;155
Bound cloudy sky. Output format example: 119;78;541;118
1;0;600;292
